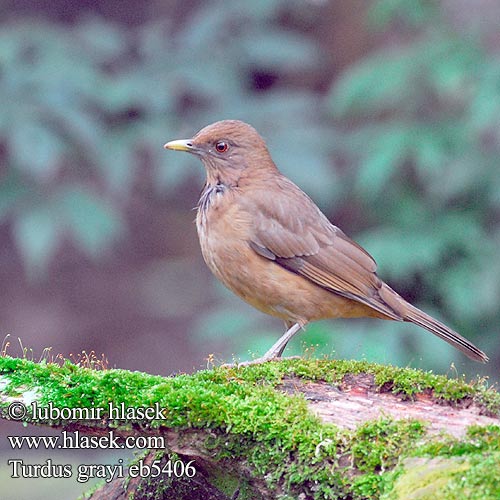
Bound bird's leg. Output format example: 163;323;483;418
262;321;302;359
221;322;304;368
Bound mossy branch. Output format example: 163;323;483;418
1;356;499;499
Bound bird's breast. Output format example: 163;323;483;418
196;185;254;272
197;185;280;308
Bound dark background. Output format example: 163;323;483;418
1;0;499;497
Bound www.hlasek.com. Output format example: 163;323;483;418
6;401;196;483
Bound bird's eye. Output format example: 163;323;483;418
215;141;228;153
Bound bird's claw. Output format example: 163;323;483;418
220;355;300;368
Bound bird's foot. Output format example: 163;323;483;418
221;355;300;368
221;323;304;368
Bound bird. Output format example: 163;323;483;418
164;120;488;364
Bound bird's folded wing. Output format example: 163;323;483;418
248;190;402;320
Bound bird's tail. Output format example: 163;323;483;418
379;284;488;363
403;302;488;363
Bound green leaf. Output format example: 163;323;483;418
468;60;500;131
368;0;437;29
93;128;139;194
356;127;409;197
273;146;339;208
359;227;443;280
56;187;125;258
240;31;319;70
427;39;479;95
0;170;30;221
75;18;126;63
158;154;203;192
438;257;500;321
194;305;261;342
435;213;489;255
13;207;60;277
177;4;228;50
328;50;418;117
411;125;450;173
10;121;63;179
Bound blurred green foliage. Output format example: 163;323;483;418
326;0;500;362
0;0;331;277
0;0;498;367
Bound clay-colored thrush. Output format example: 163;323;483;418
164;120;488;364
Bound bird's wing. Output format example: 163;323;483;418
247;179;402;320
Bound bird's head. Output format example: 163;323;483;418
164;120;277;185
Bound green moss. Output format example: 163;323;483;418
202;462;255;500
0;356;498;499
1;357;497;416
78;479;106;499
443;452;500;499
351;419;425;472
383;451;500;500
414;425;500;458
272;358;498;408
383;457;470;500
381;423;500;499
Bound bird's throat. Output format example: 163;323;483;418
198;182;228;216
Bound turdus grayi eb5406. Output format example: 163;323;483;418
164;120;488;364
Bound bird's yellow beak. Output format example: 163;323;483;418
163;139;193;152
